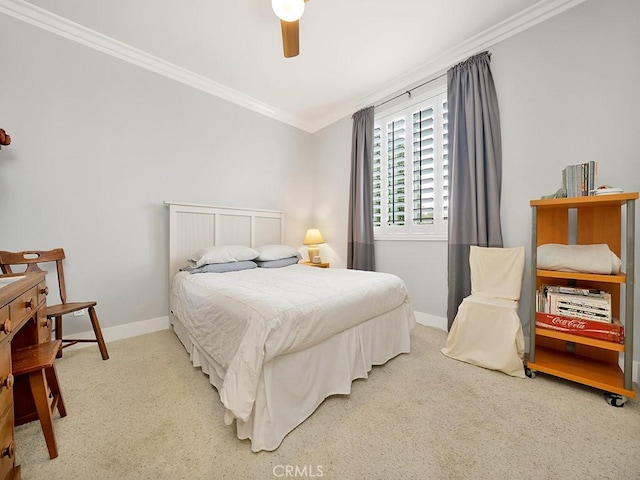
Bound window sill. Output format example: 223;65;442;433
374;234;447;242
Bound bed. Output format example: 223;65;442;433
165;202;416;452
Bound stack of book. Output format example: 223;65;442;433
544;285;611;322
562;161;597;197
535;285;623;343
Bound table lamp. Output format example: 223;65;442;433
303;228;325;262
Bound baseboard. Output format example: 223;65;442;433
414;311;447;331
62;316;170;352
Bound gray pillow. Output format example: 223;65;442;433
255;244;301;261
182;261;258;274
256;257;299;268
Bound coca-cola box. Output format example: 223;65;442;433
535;312;624;344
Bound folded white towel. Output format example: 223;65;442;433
537;243;621;274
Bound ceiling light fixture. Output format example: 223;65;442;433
271;0;305;22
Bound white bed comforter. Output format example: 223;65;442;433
171;264;412;421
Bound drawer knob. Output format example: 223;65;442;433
42;318;51;328
1;441;15;459
0;374;13;390
25;298;34;310
41;286;49;296
0;319;11;334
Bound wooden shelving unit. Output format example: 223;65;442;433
528;192;637;404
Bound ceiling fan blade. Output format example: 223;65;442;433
280;19;299;58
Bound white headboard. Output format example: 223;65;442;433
164;201;284;279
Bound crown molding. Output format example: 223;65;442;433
355;0;588;114
1;0;585;134
0;0;313;132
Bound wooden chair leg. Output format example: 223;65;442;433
44;365;67;418
54;316;63;358
88;307;109;360
28;369;58;459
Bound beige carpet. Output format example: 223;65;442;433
15;325;640;480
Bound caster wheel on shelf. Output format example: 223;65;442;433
605;393;627;408
525;367;536;378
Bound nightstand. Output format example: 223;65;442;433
301;261;330;268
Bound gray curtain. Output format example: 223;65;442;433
348;106;376;271
447;51;503;330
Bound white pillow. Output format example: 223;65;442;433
255;244;300;261
187;245;259;268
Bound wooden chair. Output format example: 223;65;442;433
0;249;109;360
12;340;67;459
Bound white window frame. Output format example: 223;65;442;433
373;82;448;241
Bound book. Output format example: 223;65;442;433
535;312;624;344
561;161;598;197
542;285;607;297
555;305;610;322
539;286;612;323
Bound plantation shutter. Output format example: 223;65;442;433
372;126;382;227
442;99;449;224
372;85;448;238
412;106;436;225
387;118;406;226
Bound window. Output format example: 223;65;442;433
373;86;448;240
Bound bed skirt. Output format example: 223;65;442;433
170;303;415;452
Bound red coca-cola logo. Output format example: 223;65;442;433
549;316;586;330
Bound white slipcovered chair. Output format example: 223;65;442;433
441;246;526;378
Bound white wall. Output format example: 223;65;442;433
314;0;640;358
375;240;448;319
0;13;313;335
307;116;352;268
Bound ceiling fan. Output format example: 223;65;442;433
272;0;310;58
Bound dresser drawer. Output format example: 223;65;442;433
37;309;51;343
0;345;11;417
0;403;15;480
37;282;48;308
0;307;8;343
8;287;38;329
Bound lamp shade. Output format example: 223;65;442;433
303;228;324;245
272;0;305;22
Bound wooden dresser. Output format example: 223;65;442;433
0;272;49;480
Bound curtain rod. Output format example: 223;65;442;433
374;72;447;109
